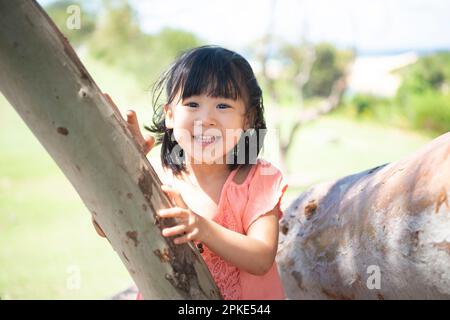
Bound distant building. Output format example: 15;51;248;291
347;52;418;97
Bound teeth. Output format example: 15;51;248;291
194;136;217;143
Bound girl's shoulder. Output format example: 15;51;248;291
233;159;289;232
232;159;284;186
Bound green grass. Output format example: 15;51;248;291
0;58;148;299
0;57;436;299
0;101;133;300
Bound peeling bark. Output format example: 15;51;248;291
277;132;450;299
0;0;221;299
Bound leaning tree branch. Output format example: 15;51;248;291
0;0;220;300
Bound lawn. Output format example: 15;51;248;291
0;58;434;299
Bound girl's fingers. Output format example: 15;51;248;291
157;207;188;219
102;97;151;154
161;224;187;237
126;110;141;134
92;217;106;238
127;110;151;152
173;235;189;244
161;185;188;209
173;228;199;244
143;135;155;155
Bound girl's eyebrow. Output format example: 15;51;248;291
209;97;240;104
182;95;238;102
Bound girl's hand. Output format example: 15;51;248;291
92;217;106;238
103;93;155;155
158;185;207;244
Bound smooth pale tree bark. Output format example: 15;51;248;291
277;132;450;299
0;0;221;299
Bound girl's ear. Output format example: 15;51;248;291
164;104;174;129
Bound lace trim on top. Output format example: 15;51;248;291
200;207;242;299
168;165;257;300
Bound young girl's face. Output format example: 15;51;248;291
164;93;248;165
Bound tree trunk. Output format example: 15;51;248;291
0;0;221;300
277;132;450;299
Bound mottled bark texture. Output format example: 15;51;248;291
0;0;220;299
278;132;450;299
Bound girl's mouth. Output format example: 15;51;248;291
193;135;220;147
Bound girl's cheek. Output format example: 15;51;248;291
173;128;192;145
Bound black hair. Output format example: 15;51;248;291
146;45;266;175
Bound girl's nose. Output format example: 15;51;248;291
194;119;215;131
196;108;216;127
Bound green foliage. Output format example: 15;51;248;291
398;52;450;96
340;92;450;136
46;1;202;86
396;52;450;134
45;0;97;46
404;91;450;134
341;91;450;135
303;43;354;98
339;52;450;135
278;42;354;101
339;94;403;126
87;3;202;84
352;94;379;115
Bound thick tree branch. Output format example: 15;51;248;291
0;0;220;299
277;132;450;299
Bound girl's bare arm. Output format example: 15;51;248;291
201;208;280;276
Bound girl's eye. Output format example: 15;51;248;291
186;102;199;108
217;104;231;109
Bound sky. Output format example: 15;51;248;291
40;0;450;54
129;0;450;54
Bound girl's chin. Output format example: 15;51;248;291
183;151;228;165
187;155;225;165
177;141;235;165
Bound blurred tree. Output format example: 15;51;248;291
45;0;97;46
88;1;141;64
404;91;450;134
301;43;353;98
398;52;450;95
281;40;316;104
254;37;355;175
397;52;450;134
87;1;202;84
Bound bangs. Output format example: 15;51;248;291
167;48;246;104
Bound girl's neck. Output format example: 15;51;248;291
183;161;231;186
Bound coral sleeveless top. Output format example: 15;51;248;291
138;158;288;300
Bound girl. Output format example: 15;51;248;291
94;46;288;300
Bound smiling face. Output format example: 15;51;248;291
164;93;248;165
149;46;266;173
